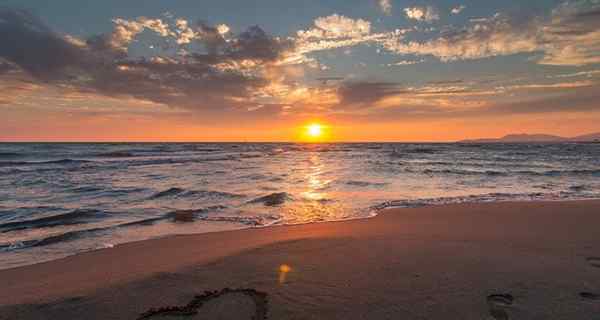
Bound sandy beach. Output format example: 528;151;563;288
1;200;599;319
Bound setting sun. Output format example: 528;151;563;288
300;123;330;141
307;124;323;137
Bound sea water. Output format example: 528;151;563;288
1;142;599;269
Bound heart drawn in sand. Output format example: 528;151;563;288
137;288;268;320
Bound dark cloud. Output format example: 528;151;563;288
0;8;90;80
426;79;464;85
574;7;600;19
336;80;477;108
0;7;292;113
337;81;406;107
487;86;600;115
229;26;291;61
332;77;600;120
189;25;293;66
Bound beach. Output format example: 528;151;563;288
1;200;599;319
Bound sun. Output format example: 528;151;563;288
300;123;330;142
307;124;323;137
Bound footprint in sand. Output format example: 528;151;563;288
137;288;268;320
580;292;600;301
586;257;600;268
487;294;514;320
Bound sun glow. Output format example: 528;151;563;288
300;123;331;142
307;124;323;137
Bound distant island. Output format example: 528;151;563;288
460;132;600;143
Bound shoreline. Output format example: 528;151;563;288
1;200;600;319
3;196;599;271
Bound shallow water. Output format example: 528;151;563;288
1;142;599;269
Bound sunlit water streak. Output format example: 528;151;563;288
1;142;599;269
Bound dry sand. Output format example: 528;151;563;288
1;201;600;319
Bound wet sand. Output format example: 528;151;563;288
1;201;600;319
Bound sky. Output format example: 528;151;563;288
0;0;599;141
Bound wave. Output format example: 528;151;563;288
197;214;281;226
240;173;267;180
94;151;136;158
125;206;230;225
407;147;438;154
118;156;240;167
373;191;600;211
0;152;21;158
413;168;600;177
0;205;231;251
192;147;223;152
534;169;600;177
0;168;25;175
0;206;64;224
148;188;244;200
247;192;292;206
0;159;92;167
112;207;228;227
0;226;110;251
148;187;185;199
187;190;244;199
345;180;389;187
569;185;590;192
388;148;439;158
68;186;104;193
0;209;108;233
422;169;508;176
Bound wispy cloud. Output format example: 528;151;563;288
378;0;393;16
292;14;408;59
548;70;600;78
451;5;466;15
382;0;600;66
382;13;539;61
498;80;595;91
403;6;440;23
536;0;600;66
385;59;425;66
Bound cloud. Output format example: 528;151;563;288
297;14;371;40
334;79;496;111
331;76;599;116
293;14;409;58
451;5;466;15
383;0;600;66
386;59;425;66
337;81;405;108
486;85;600;115
498;80;595;91
0;7;295;114
109;17;172;51
548;70;600;78
382;13;539;61
1;4;598;124
537;0;600;65
174;18;197;44
403;6;440;22
332;83;600;123
378;0;393;16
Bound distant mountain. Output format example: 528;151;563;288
460;132;600;143
573;132;600;142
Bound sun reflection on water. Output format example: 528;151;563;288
301;154;332;202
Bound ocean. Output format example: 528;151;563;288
1;142;599;269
